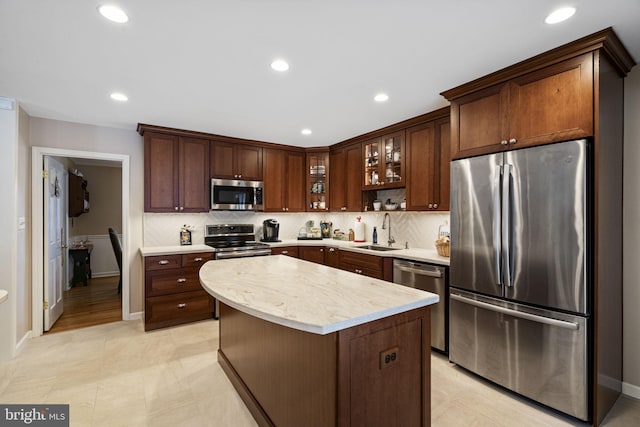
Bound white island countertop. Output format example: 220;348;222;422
199;255;439;335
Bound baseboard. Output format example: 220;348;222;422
15;330;32;355
622;381;640;399
128;311;143;321
91;271;119;278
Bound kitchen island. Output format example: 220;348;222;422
199;255;439;427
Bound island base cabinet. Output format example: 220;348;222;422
217;302;431;427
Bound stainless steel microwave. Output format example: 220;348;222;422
211;178;264;211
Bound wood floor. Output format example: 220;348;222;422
47;275;122;334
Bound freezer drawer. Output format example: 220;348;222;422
449;288;589;421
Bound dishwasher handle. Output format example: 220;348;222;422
394;262;443;278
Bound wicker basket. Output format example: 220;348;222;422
435;240;450;257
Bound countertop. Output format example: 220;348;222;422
139;244;215;257
138;239;449;266
265;238;450;266
199;255;440;335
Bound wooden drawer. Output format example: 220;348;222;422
181;252;213;268
272;246;299;258
146;267;202;297
340;264;384;280
145;254;181;271
145;290;214;331
339;251;383;271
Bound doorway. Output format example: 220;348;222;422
32;147;130;338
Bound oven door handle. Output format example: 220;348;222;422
215;249;272;259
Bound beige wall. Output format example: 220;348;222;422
0;98;18;361
16;107;31;345
69;165;122;237
29;118;145;315
623;66;640;395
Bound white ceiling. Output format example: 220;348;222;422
1;1;639;148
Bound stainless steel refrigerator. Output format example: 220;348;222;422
449;139;591;421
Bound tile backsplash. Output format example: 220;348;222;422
144;210;450;250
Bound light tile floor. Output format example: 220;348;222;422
1;319;638;426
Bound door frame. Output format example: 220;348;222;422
31;146;130;337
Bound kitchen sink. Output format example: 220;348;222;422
355;245;401;251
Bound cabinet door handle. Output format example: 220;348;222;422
174;207;179;211
320;248;324;252
180;206;184;211
509;138;517;144
428;203;433;208
433;203;438;209
500;140;508;145
194;257;203;262
177;278;187;283
158;260;170;265
329;248;335;252
282;250;288;254
355;269;362;274
177;303;186;308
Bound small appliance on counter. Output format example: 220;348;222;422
261;219;280;242
320;220;332;238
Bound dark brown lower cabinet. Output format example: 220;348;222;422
218;302;431;427
143;252;215;331
338;250;393;281
298;246;325;264
271;246;299;258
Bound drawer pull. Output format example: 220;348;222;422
355;269;362;274
194;257;203;262
158;260;170;265
177;303;186;308
177;278;187;283
282;250;288;254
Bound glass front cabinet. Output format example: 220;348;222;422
306;151;329;211
363;131;405;189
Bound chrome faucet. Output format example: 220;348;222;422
382;213;395;246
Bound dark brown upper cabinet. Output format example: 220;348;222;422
210;140;263;181
143;132;209;213
446;53;594;160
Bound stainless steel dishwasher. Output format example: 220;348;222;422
393;259;447;353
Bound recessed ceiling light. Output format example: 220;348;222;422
374;93;389;102
98;4;129;23
271;59;290;72
545;7;576;24
301;129;312;135
110;92;128;102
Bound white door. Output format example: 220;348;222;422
43;156;67;331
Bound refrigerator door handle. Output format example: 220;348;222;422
502;164;512;287
493;166;502;285
450;293;579;330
